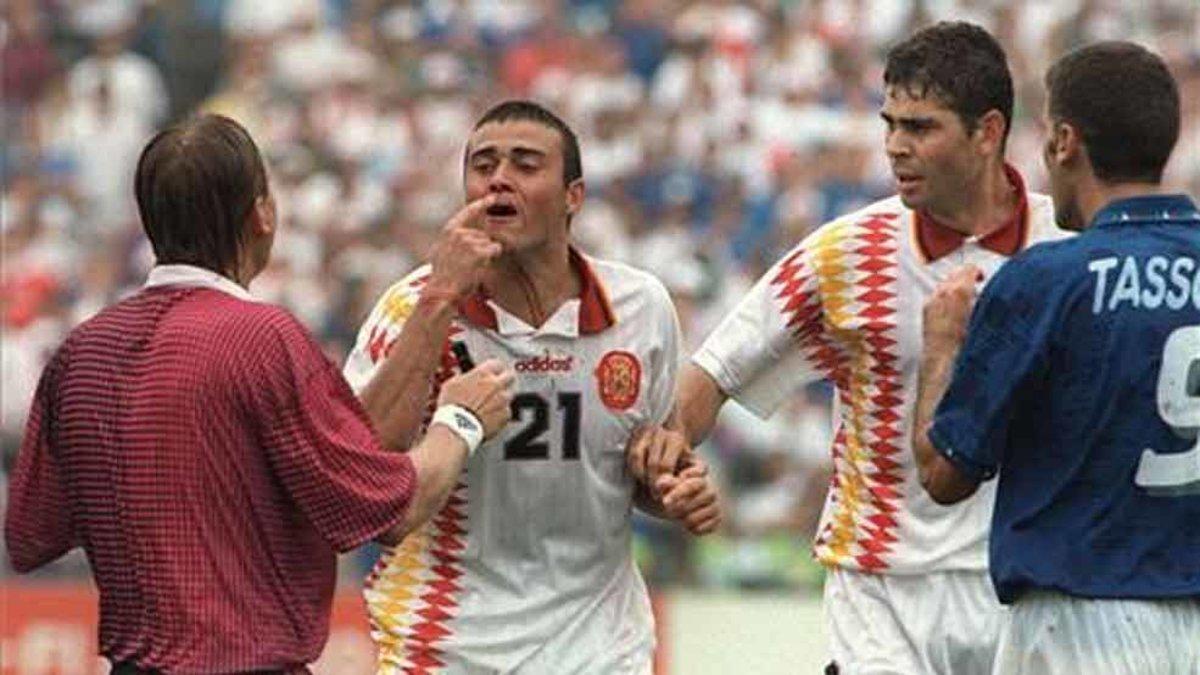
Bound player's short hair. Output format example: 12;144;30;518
884;21;1014;148
135;114;268;274
1045;41;1180;184
471;100;583;186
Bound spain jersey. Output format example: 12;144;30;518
928;194;1200;603
343;248;679;674
694;167;1070;575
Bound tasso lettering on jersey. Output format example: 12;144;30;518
1088;255;1200;314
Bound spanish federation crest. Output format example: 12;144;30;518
595;350;641;411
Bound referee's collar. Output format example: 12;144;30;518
1091;194;1200;229
144;264;256;302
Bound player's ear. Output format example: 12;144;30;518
975;109;1007;158
1050;120;1084;169
565;178;585;219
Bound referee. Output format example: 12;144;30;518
4;114;515;674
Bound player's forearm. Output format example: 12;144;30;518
359;294;457;450
913;348;957;477
677;364;727;446
378;425;470;544
913;348;978;504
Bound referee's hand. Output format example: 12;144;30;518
437;359;515;438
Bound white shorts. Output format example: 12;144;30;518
824;567;1006;675
993;591;1200;675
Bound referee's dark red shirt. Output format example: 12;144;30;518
5;268;416;673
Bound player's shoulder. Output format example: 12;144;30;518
988;226;1093;302
365;263;433;328
1024;191;1074;246
376;264;433;305
584;254;673;305
801;195;908;251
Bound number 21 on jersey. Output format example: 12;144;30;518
1136;325;1200;496
504;392;582;461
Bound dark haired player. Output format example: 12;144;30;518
344;100;721;673
631;22;1071;673
915;41;1200;674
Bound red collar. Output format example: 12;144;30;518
456;247;616;334
914;164;1030;263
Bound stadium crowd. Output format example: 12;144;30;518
3;0;1198;588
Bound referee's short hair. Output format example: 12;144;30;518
135;114;269;275
884;21;1014;148
1045;41;1180;184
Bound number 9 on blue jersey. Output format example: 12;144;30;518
1136;325;1200;495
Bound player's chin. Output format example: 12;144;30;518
896;188;927;211
483;214;521;235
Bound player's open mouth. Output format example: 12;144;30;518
486;203;519;217
485;202;519;225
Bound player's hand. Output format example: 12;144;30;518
425;196;503;301
436;358;515;438
655;460;722;535
923;265;982;352
626;425;694;488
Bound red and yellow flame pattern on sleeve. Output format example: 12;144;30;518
359;272;471;674
772;213;905;573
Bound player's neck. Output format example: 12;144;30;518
486;240;580;329
1077;179;1171;228
927;161;1018;238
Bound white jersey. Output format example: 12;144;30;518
694;170;1069;576
344;248;680;674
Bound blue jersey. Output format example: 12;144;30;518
928;194;1200;604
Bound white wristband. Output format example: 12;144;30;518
431;404;485;457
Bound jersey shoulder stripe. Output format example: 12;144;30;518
364;265;431;365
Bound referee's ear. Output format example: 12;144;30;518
247;193;278;238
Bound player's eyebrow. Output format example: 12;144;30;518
468;145;548;163
511;147;546;162
880;112;937;128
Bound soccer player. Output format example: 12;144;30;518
914;42;1200;674
629;22;1071;673
343;100;720;673
4;114;516;674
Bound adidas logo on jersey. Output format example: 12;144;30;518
515;353;574;373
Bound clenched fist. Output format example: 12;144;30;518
923;265;983;354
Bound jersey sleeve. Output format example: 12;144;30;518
251;312;417;553
927;254;1062;481
343;271;426;394
4;347;78;572
691;225;839;418
646;278;683;426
